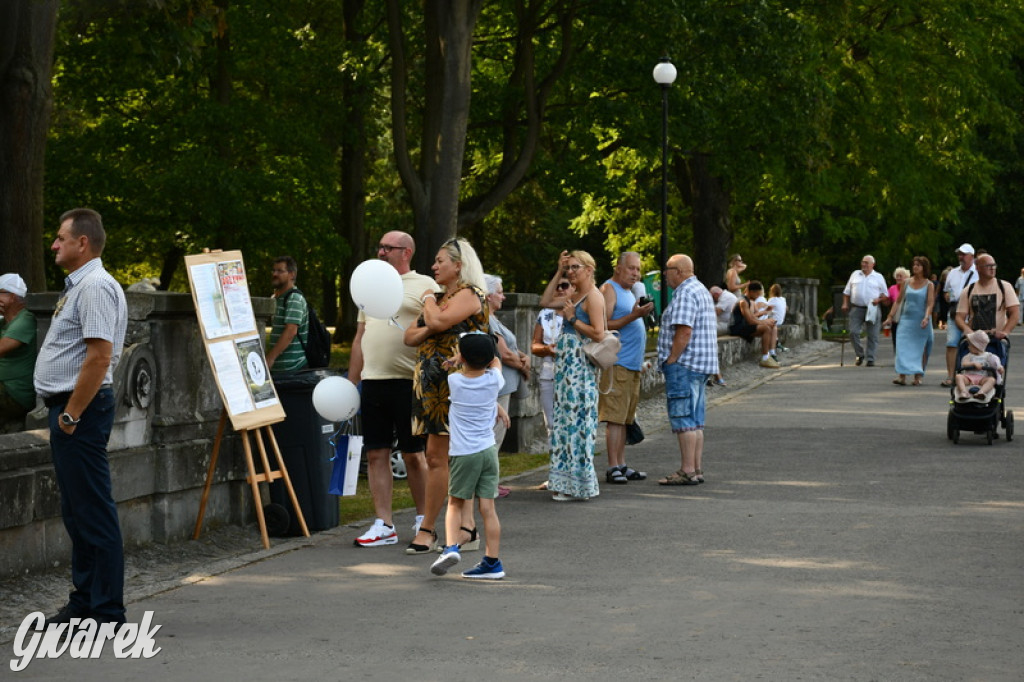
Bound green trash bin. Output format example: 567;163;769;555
642;271;674;319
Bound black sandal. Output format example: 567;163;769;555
606;467;628;484
622;466;647;481
405;528;438;555
457;526;480;552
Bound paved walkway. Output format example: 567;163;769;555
8;335;1024;680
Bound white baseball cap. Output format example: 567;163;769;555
955;243;975;255
0;273;27;297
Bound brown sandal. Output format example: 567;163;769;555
658;470;700;486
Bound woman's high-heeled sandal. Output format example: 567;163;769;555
405;528;438;555
458;526;480;552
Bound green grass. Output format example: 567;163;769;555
338;452;549;524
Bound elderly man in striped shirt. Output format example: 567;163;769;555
656;254;719;487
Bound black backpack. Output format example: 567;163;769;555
281;288;331;368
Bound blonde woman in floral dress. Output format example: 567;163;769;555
538;250;607;501
404;238;489;553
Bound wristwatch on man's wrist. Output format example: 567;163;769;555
60;412;81;427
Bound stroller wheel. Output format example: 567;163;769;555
947;410;955;441
1006;411;1014;442
953;429;960;445
986;430;994;446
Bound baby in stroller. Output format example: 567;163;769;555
955;330;1004;403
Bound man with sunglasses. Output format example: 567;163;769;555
954;252;1019;342
348;231;438;547
599;252;654;483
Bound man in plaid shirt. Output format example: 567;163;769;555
656;254;719;487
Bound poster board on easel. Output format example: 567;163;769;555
184;250;285;431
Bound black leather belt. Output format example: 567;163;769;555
42;385;112;408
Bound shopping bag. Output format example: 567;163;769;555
328;433;362;496
625;419;645;446
865;302;880;325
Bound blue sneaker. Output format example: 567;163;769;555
430;545;461;576
461;558;505;580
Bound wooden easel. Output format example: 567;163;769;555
193;409;310;549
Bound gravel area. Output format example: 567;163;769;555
1;339;837;643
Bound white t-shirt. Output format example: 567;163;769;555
447;368;504;456
767;296;787;325
535;309;564;381
753;295;769;320
715;289;738;332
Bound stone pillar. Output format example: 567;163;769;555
776;277;821;340
492;293;547;453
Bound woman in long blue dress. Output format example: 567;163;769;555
538;250;607;501
885;256;935;386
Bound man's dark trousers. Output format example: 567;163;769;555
48;387;126;622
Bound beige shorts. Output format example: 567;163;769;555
598;365;642;425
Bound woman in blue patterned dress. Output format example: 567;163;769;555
538;250;607;501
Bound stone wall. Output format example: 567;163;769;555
0;292;274;578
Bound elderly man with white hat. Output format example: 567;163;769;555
941;244;978;387
0;273;37;431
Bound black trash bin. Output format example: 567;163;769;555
268;368;340;535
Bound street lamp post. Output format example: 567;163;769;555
653;57;677;314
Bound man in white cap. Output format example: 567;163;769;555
0;273;37;431
941;244;977;387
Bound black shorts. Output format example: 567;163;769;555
729;322;757;341
360;379;424;453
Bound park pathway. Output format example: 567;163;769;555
8;334;1023;681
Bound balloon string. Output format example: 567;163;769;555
387;316;406;331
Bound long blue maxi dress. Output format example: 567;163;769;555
548;300;600;499
894;282;935;376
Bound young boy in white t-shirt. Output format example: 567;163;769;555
431;332;510;580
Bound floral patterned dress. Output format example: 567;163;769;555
411;285;489;436
548;298;599;499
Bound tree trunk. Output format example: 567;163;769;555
334;0;371;342
678;153;733;288
389;0;483;273
0;0;58;292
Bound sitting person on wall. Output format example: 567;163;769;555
766;283;788;352
0;274;37;432
728;280;780;369
707;286;736;387
709;286;738;336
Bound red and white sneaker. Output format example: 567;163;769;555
354;519;397;547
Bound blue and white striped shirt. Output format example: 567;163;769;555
657;275;719;375
33;258;128;397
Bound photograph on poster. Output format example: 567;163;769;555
235;336;278;409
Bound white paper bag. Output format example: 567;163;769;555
329;433;362;496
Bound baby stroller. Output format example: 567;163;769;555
946;334;1013;445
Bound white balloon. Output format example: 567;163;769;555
350;259;404;319
312;376;360;423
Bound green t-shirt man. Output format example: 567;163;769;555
0;308;38;412
268;288;310;372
